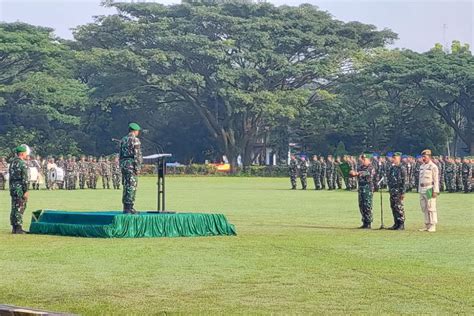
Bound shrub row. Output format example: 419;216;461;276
141;164;289;177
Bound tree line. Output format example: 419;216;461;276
0;2;472;171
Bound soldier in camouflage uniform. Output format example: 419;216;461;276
350;153;375;229
401;155;412;192
444;157;456;193
299;156;308;190
414;155;422;192
349;156;358;190
0;157;8;190
334;157;343;189
461;157;472;193
319;156;327;190
120;123;143;213
387;152;407;230
88;157;99;189
455;157;463;192
77;155;88;189
326;155;335;190
288;155;298;190
9;146;29;234
310;155;322;190
65;155;77;190
111;155;121;190
99;156;111;189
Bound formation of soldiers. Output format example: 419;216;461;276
0;154;122;191
289;153;474;193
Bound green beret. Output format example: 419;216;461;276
393;152;402;157
15;145;27;153
129;122;141;131
361;153;373;159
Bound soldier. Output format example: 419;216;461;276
372;154;380;192
89;157;99;189
111;155;121;190
310;155;322;190
342;155;351;190
326;155;335;190
461;157;472;193
418;149;439;232
334;157;343;189
401;155;412;192
319;156;327;190
28;155;42;190
455;157;463;192
288;155;298;190
0;156;8;190
350;153;375;229
9;146;29;234
349;156;358;190
387;152;407;230
86;156;94;188
65;155;77;190
299;156;308;190
77;155;88;189
120;122;143;214
444;157;456;193
100;156;111;189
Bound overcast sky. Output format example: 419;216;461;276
0;0;472;52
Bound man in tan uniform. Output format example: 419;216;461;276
418;149;440;232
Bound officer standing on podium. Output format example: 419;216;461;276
119;123;143;214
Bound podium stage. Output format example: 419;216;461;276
29;210;237;238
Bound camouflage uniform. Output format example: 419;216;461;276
299;159;308;190
77;157;89;189
326;158;335;190
319;158;327;189
438;158;445;192
88;158;99;189
0;157;8;190
414;159;422;192
65;158;77;190
444;160;456;193
100;157;111;189
288;158;298;190
354;163;375;227
310;157;322;190
111;157;121;190
9;156;28;230
387;161;407;229
461;160;472;193
120;132;142;212
334;158;343;189
455;159;463;192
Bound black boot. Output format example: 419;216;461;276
395;222;405;230
13;225;26;234
12;225;16;234
358;222;371;229
388;221;399;230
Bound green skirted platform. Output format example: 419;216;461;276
29;210;237;238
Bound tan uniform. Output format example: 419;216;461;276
418;160;439;230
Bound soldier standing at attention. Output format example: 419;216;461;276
387;152;407;230
78;155;88;189
288;155;298;190
89;157;99;189
455;157;463;192
444;157;455;193
326;155;335;190
349;153;375;229
9;146;29;234
310;155;321;190
418;149;440;232
461;157;472;193
0;156;8;190
111;155;121;190
120;123;143;214
319;156;327;190
100;156;111;189
299;156;308;190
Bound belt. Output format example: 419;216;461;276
420;183;432;187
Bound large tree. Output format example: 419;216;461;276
72;1;396;170
0;23;89;156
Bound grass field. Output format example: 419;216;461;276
0;177;472;315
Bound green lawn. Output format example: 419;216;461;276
0;177;472;315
